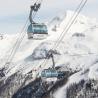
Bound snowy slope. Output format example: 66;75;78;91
0;11;98;83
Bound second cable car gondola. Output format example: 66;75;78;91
41;68;65;79
41;51;65;79
27;2;48;39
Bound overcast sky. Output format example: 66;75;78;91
0;0;97;34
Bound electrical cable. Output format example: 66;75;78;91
53;0;88;50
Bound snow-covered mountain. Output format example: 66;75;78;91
0;11;98;98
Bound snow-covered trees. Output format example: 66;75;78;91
66;79;98;98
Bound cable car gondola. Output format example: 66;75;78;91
27;3;48;39
41;68;65;79
27;23;48;39
41;51;65;79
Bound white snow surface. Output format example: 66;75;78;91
0;11;98;92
